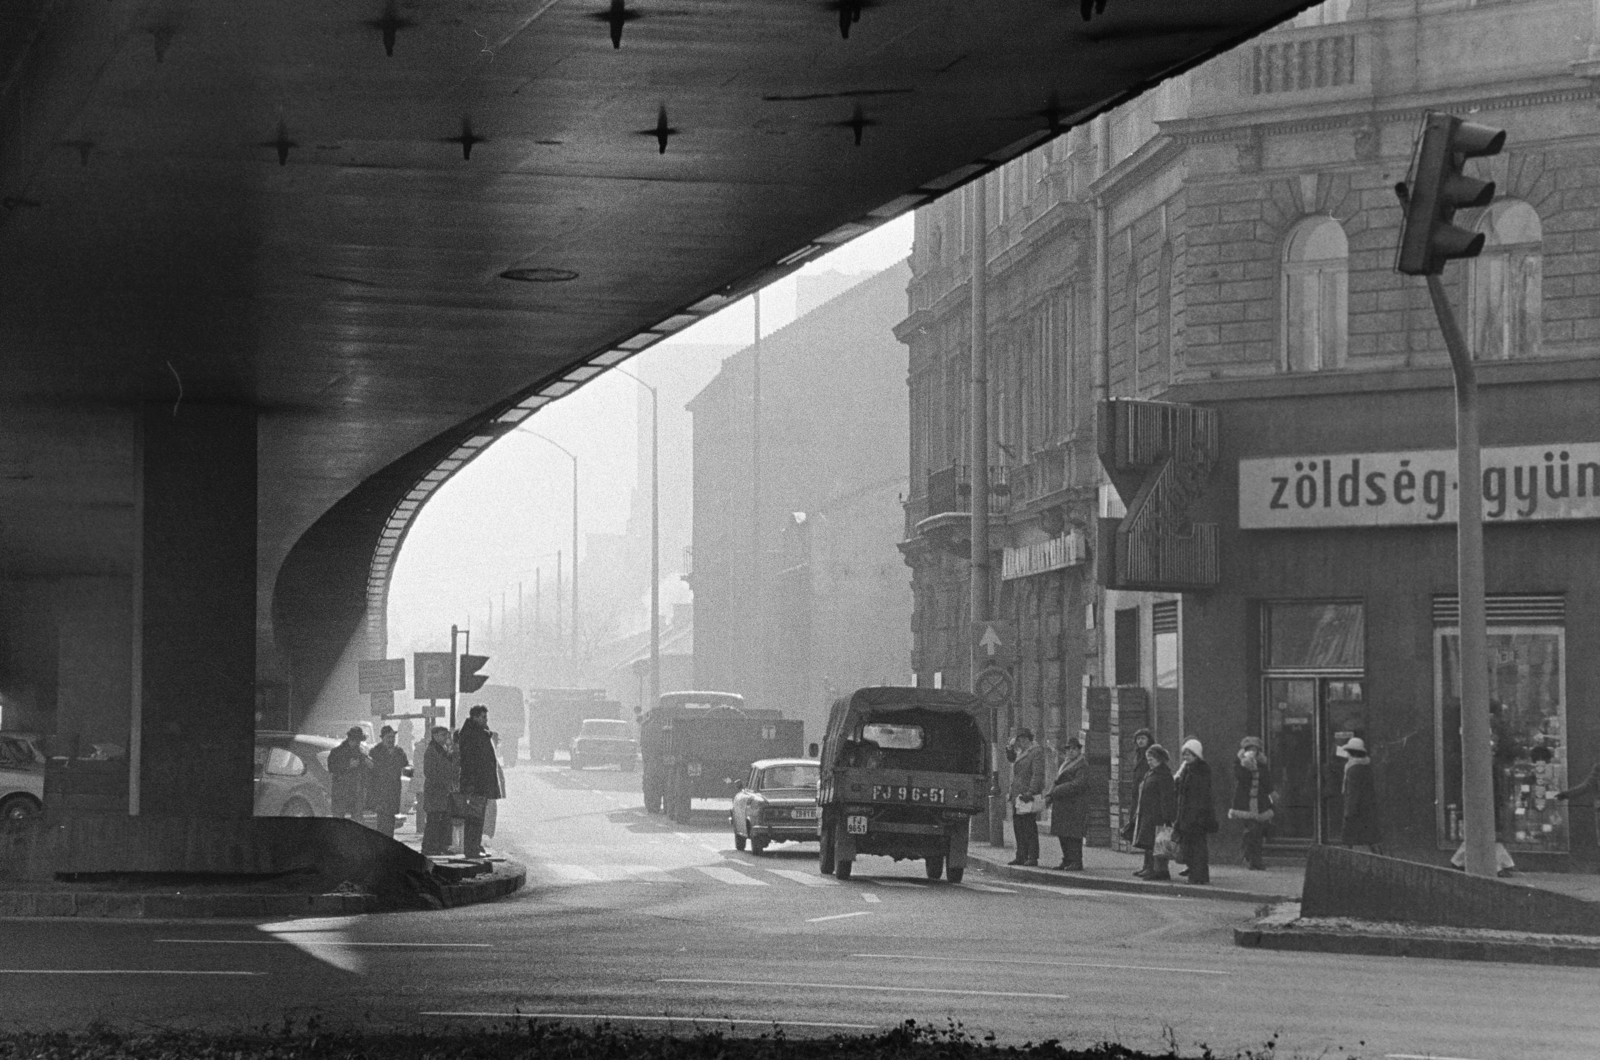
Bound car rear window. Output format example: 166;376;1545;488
761;764;818;790
861;723;924;750
264;748;306;777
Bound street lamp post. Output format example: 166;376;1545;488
519;430;579;671
611;366;661;712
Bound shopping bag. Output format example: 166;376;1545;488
1153;824;1179;860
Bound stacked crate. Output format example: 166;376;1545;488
1082;687;1113;846
1108;686;1150;852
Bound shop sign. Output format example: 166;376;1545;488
1001;530;1086;580
1239;443;1600;529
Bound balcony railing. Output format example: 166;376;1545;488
1010;447;1075;506
1249;30;1358;95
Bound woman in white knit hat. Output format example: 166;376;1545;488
1173;738;1218;884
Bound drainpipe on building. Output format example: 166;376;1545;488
968;176;1003;848
1092;117;1112;693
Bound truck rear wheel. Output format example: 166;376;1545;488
818;821;836;875
750;837;768;855
924;856;945;880
834;859;852;880
947;866;964;884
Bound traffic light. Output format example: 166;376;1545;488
1395;111;1505;276
459;653;490;693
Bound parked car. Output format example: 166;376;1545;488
731;757;821;854
0;733;45;822
570;718;638;771
253;731;340;817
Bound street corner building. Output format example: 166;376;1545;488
898;0;1600;869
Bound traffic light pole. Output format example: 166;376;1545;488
1427;273;1498;879
449;624;459;733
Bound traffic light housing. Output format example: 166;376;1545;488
1395;111;1505;276
459;653;490;693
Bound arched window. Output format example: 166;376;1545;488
1468;200;1541;360
1282;216;1348;372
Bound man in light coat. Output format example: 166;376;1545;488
1007;727;1047;866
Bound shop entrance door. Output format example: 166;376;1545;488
1264;678;1366;844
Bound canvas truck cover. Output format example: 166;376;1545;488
819;686;991;784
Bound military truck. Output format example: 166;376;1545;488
526;688;622;763
467;684;526;768
817;686;991;883
640;691;802;822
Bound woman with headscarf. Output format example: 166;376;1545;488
1173;738;1217;884
1228;735;1274;870
1046;736;1090;870
1339;736;1383;855
1132;743;1177;880
1119;728;1153;857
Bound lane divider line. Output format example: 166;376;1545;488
660;978;1068;1001
806;911;873;923
848;953;1230;976
0;969;264;976
156;940;493;949
421;1012;880;1030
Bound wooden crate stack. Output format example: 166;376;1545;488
1082;687;1113;846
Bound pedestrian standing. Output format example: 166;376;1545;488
1007;728;1046;867
456;704;504;859
1173;738;1217;884
1228;736;1274;870
1133;744;1177;880
1339;737;1384;854
1119;728;1153;847
1556;751;1600;871
327;726;372;821
420;726;459;856
1046;736;1090;871
366;724;409;838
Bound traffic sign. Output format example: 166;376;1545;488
971;620;1013;668
974;665;1012;708
358;658;407;694
413;652;455;699
368;690;395;716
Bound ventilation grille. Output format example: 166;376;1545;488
1152;600;1179;635
1431;594;1564;626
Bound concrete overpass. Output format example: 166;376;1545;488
0;0;1312;820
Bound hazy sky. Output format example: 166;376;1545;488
387;214;914;655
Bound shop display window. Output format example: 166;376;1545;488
1434;627;1567;852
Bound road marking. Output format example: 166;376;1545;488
956;883;1016;893
850;953;1230;976
862;893;881;903
660;978;1068;1001
674;833;695;842
1386;1055;1491;1060
871;879;920;888
156;940;492;949
700;843;723;853
763;868;839;887
695;866;767;886
421;1012;879;1030
544;864;601;882
806;911;873;923
0;969;264;976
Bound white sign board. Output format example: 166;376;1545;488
358;658;407;694
1239;443;1600;530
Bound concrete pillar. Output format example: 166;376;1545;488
134;403;257;817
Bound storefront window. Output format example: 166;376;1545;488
1434;628;1567;852
1266;602;1364;669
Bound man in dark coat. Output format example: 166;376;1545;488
366;724;409;838
1006;728;1047;867
1046;736;1090;871
1556;752;1600;871
1173;738;1217;884
1339;737;1383;853
456;705;503;858
420;726;459;856
1133;744;1177;880
327;726;372;820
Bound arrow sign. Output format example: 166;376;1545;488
971;621;1013;667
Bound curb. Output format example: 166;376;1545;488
0;861;526;919
1234;924;1600;967
968;852;1293;905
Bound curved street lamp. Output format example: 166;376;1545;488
518;429;579;671
609;366;661;713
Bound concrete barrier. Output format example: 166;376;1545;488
1301;845;1600;935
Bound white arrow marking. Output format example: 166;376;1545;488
979;625;1002;656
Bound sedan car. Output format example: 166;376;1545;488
253;731;340;816
0;733;45;822
570;718;638;771
730;758;820;854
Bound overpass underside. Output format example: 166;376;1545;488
0;0;1311;827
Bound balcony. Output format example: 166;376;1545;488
903;464;1010;554
1010;447;1074;506
1186;18;1372;119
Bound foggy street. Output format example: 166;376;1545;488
2;764;1595;1059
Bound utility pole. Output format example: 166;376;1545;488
967;176;1001;848
751;289;763;710
613;366;662;711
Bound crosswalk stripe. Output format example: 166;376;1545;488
695;866;768;886
871;879;920;888
763;868;840;887
544;865;600;882
957;883;1016;893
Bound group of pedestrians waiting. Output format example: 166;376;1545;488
1006;725;1390;883
324;705;505;860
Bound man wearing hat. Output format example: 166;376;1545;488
327;726;373;821
367;724;410;838
1006;728;1047;866
1338;736;1383;854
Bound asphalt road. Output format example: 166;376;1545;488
1;764;1595;1059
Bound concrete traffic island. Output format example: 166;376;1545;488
0;814;525;918
1235;846;1600;966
